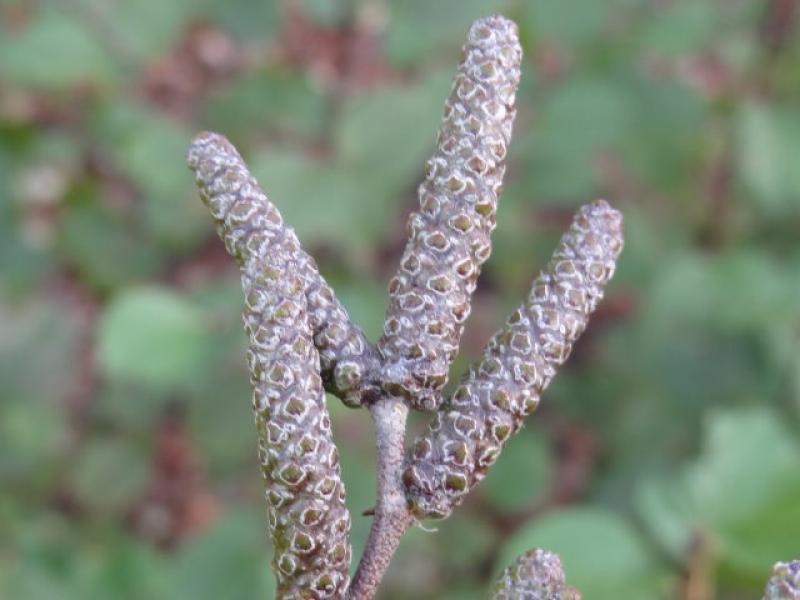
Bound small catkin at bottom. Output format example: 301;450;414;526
764;561;800;600
490;548;581;600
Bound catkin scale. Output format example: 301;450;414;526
764;561;800;600
189;136;352;598
402;201;623;519
490;548;581;600
188;132;379;407
377;15;522;411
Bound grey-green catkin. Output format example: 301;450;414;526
764;561;800;600
377;15;522;411
187;132;380;407
403;200;623;519
244;249;351;598
188;135;352;597
490;548;581;600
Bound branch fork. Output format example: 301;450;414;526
188;14;626;600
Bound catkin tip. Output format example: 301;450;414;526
764;560;800;600
490;548;581;599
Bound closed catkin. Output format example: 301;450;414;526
244;253;351;598
187;132;380;407
403;200;623;518
764;561;800;600
377;15;522;411
189;135;352;597
490;548;581;600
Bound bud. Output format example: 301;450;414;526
490;548;581;600
378;15;522;410
188;132;379;406
403;201;623;518
764;561;800;600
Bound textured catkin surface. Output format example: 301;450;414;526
377;15;522;411
764;561;800;600
403;200;624;518
187;132;379;407
188;135;352;598
490;548;581;600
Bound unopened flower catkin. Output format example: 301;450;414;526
188;135;353;598
378;15;522;410
490;548;582;600
764;561;800;600
403;200;623;518
188;132;380;407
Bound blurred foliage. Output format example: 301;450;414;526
1;0;799;598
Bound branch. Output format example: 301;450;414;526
348;396;412;600
187;132;381;407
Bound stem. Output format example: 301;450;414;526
348;396;412;600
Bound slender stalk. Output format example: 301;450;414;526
348;396;412;600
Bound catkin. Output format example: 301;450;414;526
403;201;623;518
243;251;351;598
189;135;353;597
377;15;522;411
764;561;800;600
188;132;380;407
490;548;581;600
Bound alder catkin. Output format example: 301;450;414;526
490;548;581;600
403;200;623;518
187;132;380;407
377;15;522;411
188;135;352;597
764;561;800;600
243;253;351;598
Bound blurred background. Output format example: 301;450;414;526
1;0;799;598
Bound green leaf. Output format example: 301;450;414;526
250;148;403;250
170;511;274;600
737;103;800;216
480;428;552;511
497;507;670;600
58;195;161;292
637;407;800;581
250;150;371;244
91;102;207;250
639;1;718;57
69;438;150;513
188;371;256;476
337;438;377;565
97;287;212;387
203;70;326;141
619;75;706;193
298;0;353;26
85;0;199;65
0;7;117;89
337;72;450;194
334;281;388;341
77;537;174;599
201;0;278;40
385;0;512;65
0;299;76;488
522;0;610;45
513;77;633;201
646;250;797;334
